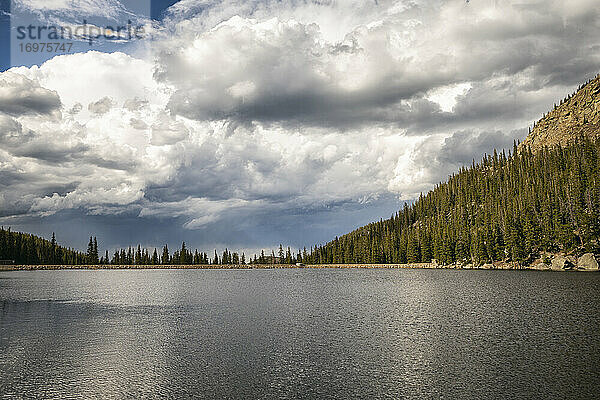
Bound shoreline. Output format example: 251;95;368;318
0;262;597;272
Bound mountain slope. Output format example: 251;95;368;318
521;74;600;152
0;228;87;265
306;78;600;266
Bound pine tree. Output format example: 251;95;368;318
92;237;99;264
50;232;57;264
162;245;170;265
135;245;142;265
180;242;187;264
87;237;94;264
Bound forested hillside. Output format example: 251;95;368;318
0;229;87;265
305;138;600;266
304;76;600;266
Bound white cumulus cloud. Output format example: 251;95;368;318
0;0;599;248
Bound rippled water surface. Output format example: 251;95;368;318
1;269;599;399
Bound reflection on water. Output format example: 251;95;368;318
1;269;599;398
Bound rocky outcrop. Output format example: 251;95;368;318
529;258;551;270
551;256;567;270
577;253;599;271
548;255;578;271
520;74;600;152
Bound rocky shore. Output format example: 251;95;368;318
1;253;598;272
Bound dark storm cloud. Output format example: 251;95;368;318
158;0;600;134
0;117;89;163
0;175;80;217
0;73;61;116
406;128;527;190
437;129;525;165
0;114;27;143
11;141;89;163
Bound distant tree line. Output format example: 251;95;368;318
105;243;244;266
304;137;600;266
0;229;308;266
96;242;313;266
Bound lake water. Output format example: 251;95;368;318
0;269;599;399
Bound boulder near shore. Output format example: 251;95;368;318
577;253;599;271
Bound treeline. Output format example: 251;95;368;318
103;242;310;265
0;229;87;265
304;137;600;266
103;242;240;266
0;229;309;266
248;245;308;265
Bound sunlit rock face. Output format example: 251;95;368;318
521;75;600;153
578;253;599;271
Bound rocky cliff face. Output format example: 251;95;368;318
520;74;600;152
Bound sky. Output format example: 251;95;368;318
0;0;599;255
